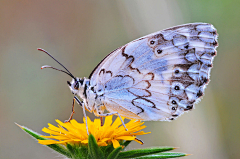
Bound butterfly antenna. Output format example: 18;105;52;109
41;65;74;77
38;48;75;79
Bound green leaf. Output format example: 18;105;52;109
88;134;104;159
17;124;71;158
118;147;175;158
134;152;188;158
106;146;122;159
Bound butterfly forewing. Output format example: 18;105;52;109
89;23;218;121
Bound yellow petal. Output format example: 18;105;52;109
103;116;113;127
112;139;120;148
115;136;136;140
134;138;144;145
42;128;63;136
111;117;124;128
38;140;59;145
98;143;108;147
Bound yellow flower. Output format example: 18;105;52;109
38;116;150;148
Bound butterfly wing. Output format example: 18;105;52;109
89;23;218;121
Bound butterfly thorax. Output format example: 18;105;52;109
68;77;104;114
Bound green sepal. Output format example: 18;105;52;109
66;144;88;159
118;147;175;158
106;146;122;159
134;152;188;158
78;145;89;159
101;143;115;158
88;134;104;159
121;140;132;151
18;124;71;158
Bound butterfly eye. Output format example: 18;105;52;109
74;82;79;90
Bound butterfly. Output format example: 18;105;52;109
39;23;218;134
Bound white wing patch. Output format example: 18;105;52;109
88;23;218;121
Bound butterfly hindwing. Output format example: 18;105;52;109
89;23;218;121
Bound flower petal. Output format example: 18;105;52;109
112;139;120;148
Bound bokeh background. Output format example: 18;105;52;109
0;0;239;158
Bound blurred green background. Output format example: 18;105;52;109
0;0;239;158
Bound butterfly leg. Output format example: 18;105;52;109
95;105;105;126
64;97;76;123
100;117;103;126
97;111;128;131
64;96;84;122
74;96;89;135
74;96;82;106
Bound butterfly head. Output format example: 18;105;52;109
67;77;85;96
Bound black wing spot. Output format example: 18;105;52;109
157;49;162;54
172;100;177;105
197;90;203;97
174;85;180;90
207;64;213;67
174;69;180;74
187;105;193;110
202;77;209;84
150;40;155;45
211;51;216;56
213;40;218;46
